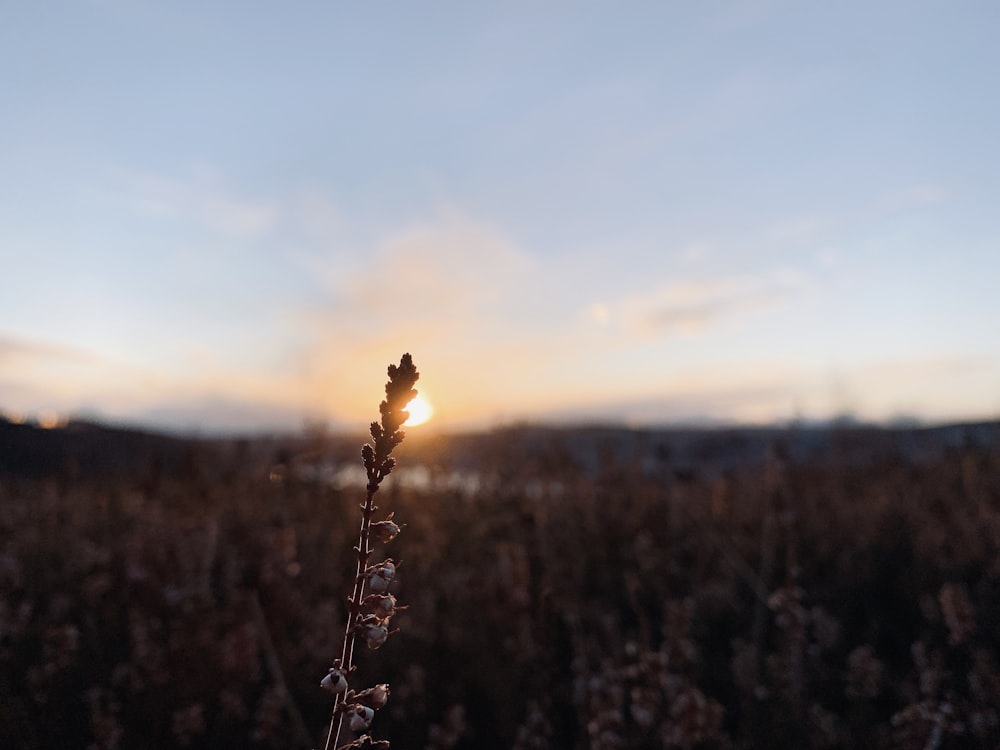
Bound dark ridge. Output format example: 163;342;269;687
0;418;192;481
2;414;998;481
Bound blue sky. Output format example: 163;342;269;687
2;1;999;432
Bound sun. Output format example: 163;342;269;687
403;394;433;426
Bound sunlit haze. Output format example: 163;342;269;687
404;395;433;428
2;2;999;433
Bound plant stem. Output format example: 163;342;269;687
324;485;379;750
321;353;418;750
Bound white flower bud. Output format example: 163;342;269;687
371;519;401;544
369;594;397;619
364;623;389;649
320;667;348;694
348;704;375;732
353;682;391;709
380;560;397;578
367;561;396;593
369;683;390;709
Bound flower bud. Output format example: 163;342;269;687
369;683;390;709
348;704;375;732
367;561;396;593
366;594;398;619
371;519;401;544
361;444;375;472
320;667;348;694
354;683;391;710
364;623;389;649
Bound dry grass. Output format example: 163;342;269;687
1;417;999;749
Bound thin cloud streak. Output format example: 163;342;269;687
293;214;548;425
618;271;809;338
120;166;281;239
0;335;97;366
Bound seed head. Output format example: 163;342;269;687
363;354;420;487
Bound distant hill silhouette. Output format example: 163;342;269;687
3;414;998;483
0;418;195;481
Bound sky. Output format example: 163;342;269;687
2;1;999;433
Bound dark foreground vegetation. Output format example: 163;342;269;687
2;418;1000;749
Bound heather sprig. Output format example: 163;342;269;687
321;354;419;750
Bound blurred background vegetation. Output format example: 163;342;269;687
2;418;1000;749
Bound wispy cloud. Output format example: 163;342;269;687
0;335;95;366
289;214;548;421
619;271;808;338
840;356;1000;421
0;331;313;430
120;166;280;239
876;183;952;212
0;333;151;411
330;214;533;325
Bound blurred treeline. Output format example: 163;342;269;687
2;419;1000;749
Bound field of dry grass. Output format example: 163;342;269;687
2;419;999;749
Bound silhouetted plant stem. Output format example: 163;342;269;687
324;485;378;750
322;354;419;750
